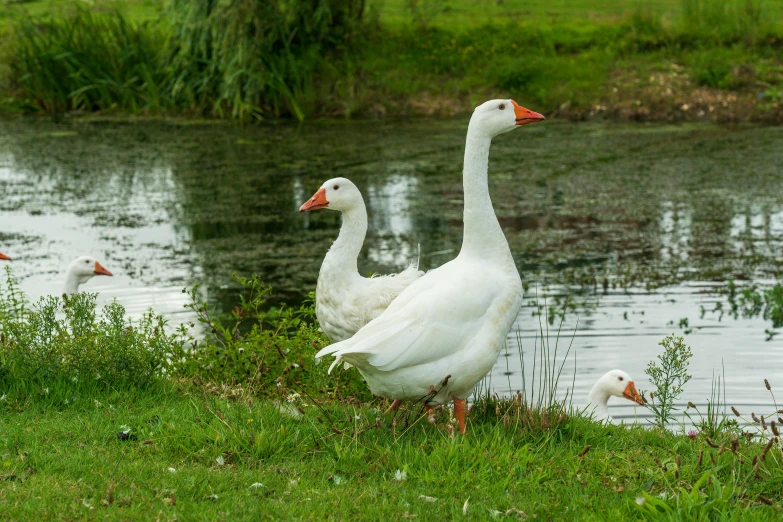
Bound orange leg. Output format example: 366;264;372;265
385;399;402;414
454;398;467;434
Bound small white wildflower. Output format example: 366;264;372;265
215;455;225;467
635;496;646;506
292;363;300;368
206;494;219;500
332;475;344;485
394;469;407;481
286;393;301;403
249;482;264;489
167;468;176;473
276;381;282;387
354;414;361;420
119;425;131;435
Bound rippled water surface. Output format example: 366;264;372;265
1;118;782;423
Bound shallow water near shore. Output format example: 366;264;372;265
1;117;782;425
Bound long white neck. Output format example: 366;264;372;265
63;271;82;295
587;382;611;421
321;205;368;277
460;126;512;258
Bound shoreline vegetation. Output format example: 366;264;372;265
2;271;783;519
0;0;781;123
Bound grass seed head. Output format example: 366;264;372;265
731;406;741;417
765;379;771;391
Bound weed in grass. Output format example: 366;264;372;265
168;274;370;400
643;334;693;430
0;270;181;401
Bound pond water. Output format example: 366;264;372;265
1;118;783;425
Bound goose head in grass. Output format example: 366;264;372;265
468;99;544;138
64;256;113;295
0;253;9;261
299;177;364;214
586;369;645;423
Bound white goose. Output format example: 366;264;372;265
316;99;545;433
586;369;645;423
300;177;423;343
64;256;113;295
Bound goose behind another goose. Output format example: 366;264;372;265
316;100;545;433
586;369;645;423
300;177;423;343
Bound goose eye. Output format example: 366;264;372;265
85;260;89;264
618;376;624;381
333;185;340;190
499;104;506;110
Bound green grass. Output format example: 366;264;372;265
2;0;783;120
2;384;783;520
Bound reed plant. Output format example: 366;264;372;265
7;5;167;114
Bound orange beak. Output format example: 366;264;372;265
94;261;113;277
623;381;645;405
299;187;329;212
0;252;9;261
511;100;545;126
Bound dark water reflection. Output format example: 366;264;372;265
1;118;782;421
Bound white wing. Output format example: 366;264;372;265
317;262;499;373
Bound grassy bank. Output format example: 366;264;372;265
1;0;782;121
1;269;783;519
4;381;783;520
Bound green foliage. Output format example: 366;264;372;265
168;274;370;400
164;0;367;120
0;277;180;397
5;0;367;119
680;0;771;46
720;280;783;330
634;471;740;520
644;334;693;429
4;0;783;119
7;5;167;113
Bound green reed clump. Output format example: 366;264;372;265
0;268;181;397
7;5;167;114
168;274;370;400
643;334;693;429
6;0;367;119
162;0;367;120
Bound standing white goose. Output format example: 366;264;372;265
63;256;113;295
300;177;423;343
316;99;545;433
586;369;645;423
